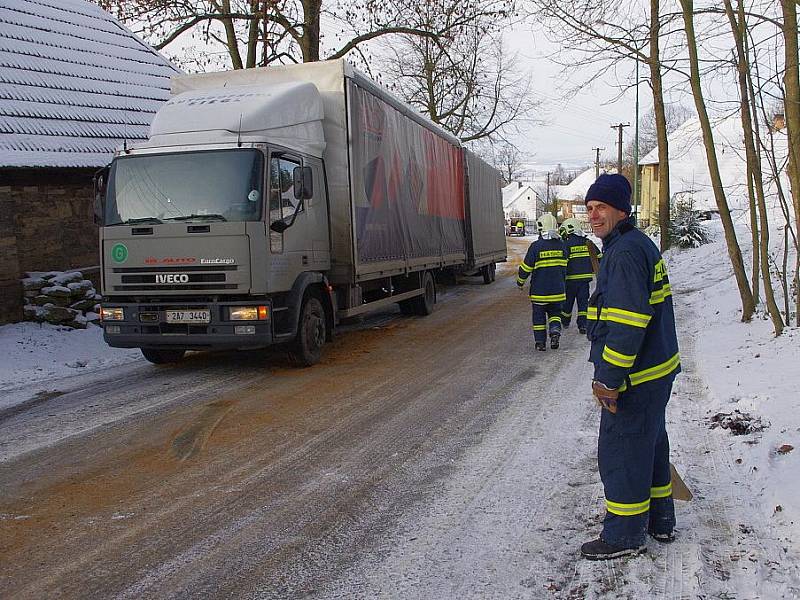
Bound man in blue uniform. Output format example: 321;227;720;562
580;174;681;560
559;217;600;334
517;213;567;351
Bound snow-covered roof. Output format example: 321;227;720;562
502;183;538;217
555;167;603;201
0;0;181;168
639;115;788;214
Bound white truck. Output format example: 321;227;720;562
95;59;506;365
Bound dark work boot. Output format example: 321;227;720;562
535;342;546;351
580;538;646;561
579;327;587;335
550;333;560;349
648;530;676;543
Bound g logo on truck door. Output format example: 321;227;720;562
111;243;128;263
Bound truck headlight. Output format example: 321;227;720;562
228;305;269;320
101;307;125;321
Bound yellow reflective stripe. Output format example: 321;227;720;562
649;284;673;305
629;352;681;386
602;345;636;368
651;483;672;498
548;316;561;323
606;498;650;516
605;307;651;328
561;311;571;317
530;293;567;302
519;261;533;273
516;276;527;285
587;306;599;320
569;252;590;258
577;311;587;316
534;259;568;269
566;273;594;280
532;325;546;330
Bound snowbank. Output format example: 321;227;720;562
0;322;141;410
666;220;799;540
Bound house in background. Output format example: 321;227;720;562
552;167;604;227
502;182;539;226
638;114;789;228
0;0;180;323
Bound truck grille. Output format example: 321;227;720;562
111;265;240;292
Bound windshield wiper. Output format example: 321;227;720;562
106;217;163;226
165;213;228;222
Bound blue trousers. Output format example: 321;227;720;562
598;379;675;548
531;302;562;344
562;279;590;329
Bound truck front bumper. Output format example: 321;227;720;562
101;300;274;351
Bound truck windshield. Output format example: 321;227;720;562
105;149;264;225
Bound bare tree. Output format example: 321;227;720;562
725;0;783;334
377;10;536;144
679;0;755;321
781;0;800;325
95;0;513;70
635;104;694;156
495;143;525;185
529;0;679;250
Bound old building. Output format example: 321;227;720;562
0;0;180;323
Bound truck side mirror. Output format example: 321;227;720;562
293;166;313;200
93;165;110;225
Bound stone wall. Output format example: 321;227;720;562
0;168;99;324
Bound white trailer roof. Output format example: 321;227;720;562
147;81;326;157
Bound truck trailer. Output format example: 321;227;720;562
95;59;506;366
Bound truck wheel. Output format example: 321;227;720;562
141;348;185;364
411;272;435;316
482;263;496;284
289;296;326;367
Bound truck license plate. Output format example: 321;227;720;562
165;309;210;324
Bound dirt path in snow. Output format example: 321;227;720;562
2;237;797;599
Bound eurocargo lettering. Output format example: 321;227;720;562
94;59;506;366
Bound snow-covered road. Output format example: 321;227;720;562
1;234;799;599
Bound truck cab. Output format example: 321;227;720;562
98;83;334;365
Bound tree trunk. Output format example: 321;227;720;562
726;0;783;334
649;0;670;252
679;0;755;321
220;0;244;69
745;159;760;305
300;0;322;62
782;0;800;326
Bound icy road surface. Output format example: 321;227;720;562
0;238;797;599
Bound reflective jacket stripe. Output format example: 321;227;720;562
566;273;594;280
649;284;673;304
605;307;651;328
587;306;651;328
651;483;672;498
530;293;567;302
602;345;636;368
534;259;568;269
629;352;681;386
519;261;534;273
606;498;650;516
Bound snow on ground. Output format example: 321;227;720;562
664;219;800;549
0;322;141;411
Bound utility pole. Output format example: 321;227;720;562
592;147;605;179
546;171;551;213
610;122;630;174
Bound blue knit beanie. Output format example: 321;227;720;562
585;174;632;215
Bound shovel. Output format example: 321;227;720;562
670;463;693;501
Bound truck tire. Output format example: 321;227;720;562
141;348;185;364
289;296;326;367
411;272;435;316
482;263;496;284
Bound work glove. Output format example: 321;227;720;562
592;380;619;413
